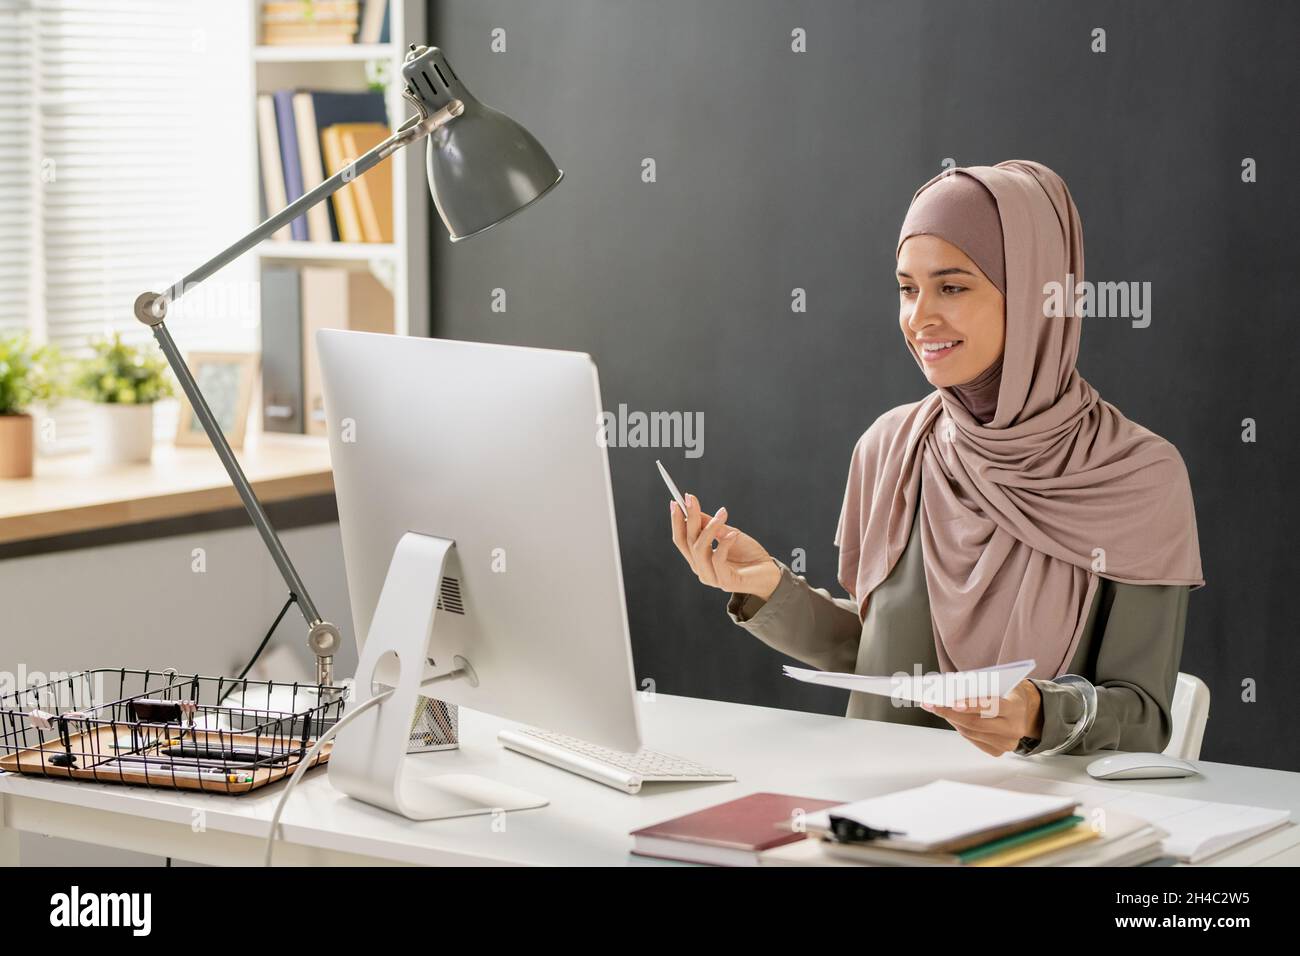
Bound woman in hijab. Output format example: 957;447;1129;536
668;159;1205;757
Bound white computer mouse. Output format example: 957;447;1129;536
1086;752;1201;780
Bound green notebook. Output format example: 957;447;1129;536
956;814;1087;863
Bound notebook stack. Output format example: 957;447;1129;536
260;1;361;46
627;779;1292;867
760;780;1169;867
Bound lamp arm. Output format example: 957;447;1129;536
131;96;465;686
145;100;462;317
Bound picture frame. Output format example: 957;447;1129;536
174;352;259;450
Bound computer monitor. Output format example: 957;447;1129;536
316;330;643;820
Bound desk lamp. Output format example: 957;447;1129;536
131;46;563;687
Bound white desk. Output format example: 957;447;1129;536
2;693;1298;867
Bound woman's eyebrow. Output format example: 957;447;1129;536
895;267;977;278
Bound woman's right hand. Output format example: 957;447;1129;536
669;493;782;600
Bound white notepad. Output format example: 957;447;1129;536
801;780;1078;852
783;659;1035;707
992;773;1293;863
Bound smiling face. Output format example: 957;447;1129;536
896;234;1006;389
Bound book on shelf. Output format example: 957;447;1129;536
255;95;292;241
262;28;359;47
321;122;394;242
358;0;389;44
260;0;359;45
292;93;338;242
261;0;359;19
270;90;309;241
259;89;390;244
320;126;363;242
256;0;387;46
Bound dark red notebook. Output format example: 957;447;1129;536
631;792;843;866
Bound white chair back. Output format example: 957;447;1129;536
1165;672;1210;760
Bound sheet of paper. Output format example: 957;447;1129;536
782;659;1035;706
801;780;1078;851
992;773;1293;863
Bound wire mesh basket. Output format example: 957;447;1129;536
409;694;458;752
0;668;348;794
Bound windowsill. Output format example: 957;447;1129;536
0;433;333;547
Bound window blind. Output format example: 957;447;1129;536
10;0;256;449
0;1;36;336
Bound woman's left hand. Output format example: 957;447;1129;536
920;679;1044;757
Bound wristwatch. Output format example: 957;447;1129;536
1029;674;1098;757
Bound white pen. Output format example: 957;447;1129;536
97;757;254;783
656;459;690;518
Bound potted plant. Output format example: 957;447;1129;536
75;333;174;467
0;333;60;479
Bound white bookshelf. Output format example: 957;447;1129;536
253;43;396;63
259;240;399;262
248;0;429;341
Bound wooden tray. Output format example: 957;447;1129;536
0;725;332;794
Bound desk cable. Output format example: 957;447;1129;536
264;686;394;867
238;593;298;681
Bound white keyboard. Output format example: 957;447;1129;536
497;727;735;794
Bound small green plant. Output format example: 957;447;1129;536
76;333;174;405
0;333;61;416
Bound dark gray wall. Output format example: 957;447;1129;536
426;0;1299;772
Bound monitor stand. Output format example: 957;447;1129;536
328;532;549;820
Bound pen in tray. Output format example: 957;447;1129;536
162;744;293;764
95;756;255;783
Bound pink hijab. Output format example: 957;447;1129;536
835;160;1205;681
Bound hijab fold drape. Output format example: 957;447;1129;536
949;352;1002;424
835;160;1205;681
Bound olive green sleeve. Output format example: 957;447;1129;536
723;559;863;673
1016;582;1191;757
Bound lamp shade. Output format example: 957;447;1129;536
402;45;563;242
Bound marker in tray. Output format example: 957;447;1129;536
163;743;289;764
98;756;254;784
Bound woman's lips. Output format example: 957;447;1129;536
919;341;964;363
